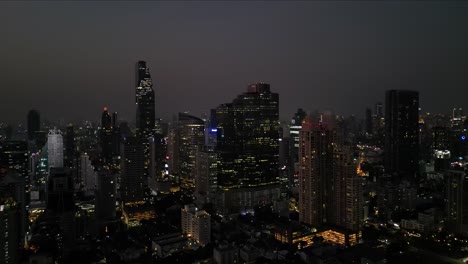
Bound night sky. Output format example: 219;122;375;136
1;1;467;124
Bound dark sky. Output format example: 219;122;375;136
1;1;467;124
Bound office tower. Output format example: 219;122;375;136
167;126;180;175
45;167;76;247
96;171;116;230
299;115;363;233
47;128;64;169
120;137;145;204
177;113;205;181
0;141;29;243
445;170;468;235
111;112;120;158
135;61;156;177
100;107;113;164
0;197;20;264
64;124;76;168
27;109;40;141
289;108;307;180
181;204;211;246
195;147;218;204
384;90;419;182
80;153;96;196
213;83;279;187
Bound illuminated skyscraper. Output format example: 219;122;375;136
213;83;279;188
135;61;156;177
47;128;63;169
384;90;419;182
177;113;205;181
298;115;362;234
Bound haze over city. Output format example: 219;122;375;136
1;1;468;122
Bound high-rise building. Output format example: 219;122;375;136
445;170;468;235
213;83;279;188
27;110;40;141
181;204;211;246
95;171;116;230
0;141;29;241
64;124;76;168
111;112;120;159
100;107;113;164
289;108;307;183
120;137;145;204
177;113;205;181
0;197;19;264
80;153;96;196
384;90;419;182
298;115;362;235
135;61;156;177
47;128;64;169
195;147;218;204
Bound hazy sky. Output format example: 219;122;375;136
1;1;467;124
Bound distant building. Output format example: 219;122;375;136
384;90;419;182
80;153;96;196
27;109;40;141
100;107;113;164
181;204;211;246
177;113;205;181
47;128;63;169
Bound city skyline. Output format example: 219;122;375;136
1;2;468;123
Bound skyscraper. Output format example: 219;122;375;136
100;107;113;164
120;137;145;204
64;124;76;169
177;113;205;181
445;170;468;235
27;109;40;141
47;128;64;169
384;90;419;182
298;115;362;234
213;83;279;188
135;61;156;177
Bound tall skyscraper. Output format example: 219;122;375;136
289;108;307;181
27;109;40;141
213;83;279;188
100;107;113;164
95;171;116;231
445;170;468;235
384;90;419;182
0;141;29;241
135;61;156;177
64;124;76;168
111;112;121;159
120;137;145;204
177;113;205;181
298;115;362;235
195;147;218;204
47;128;64;169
